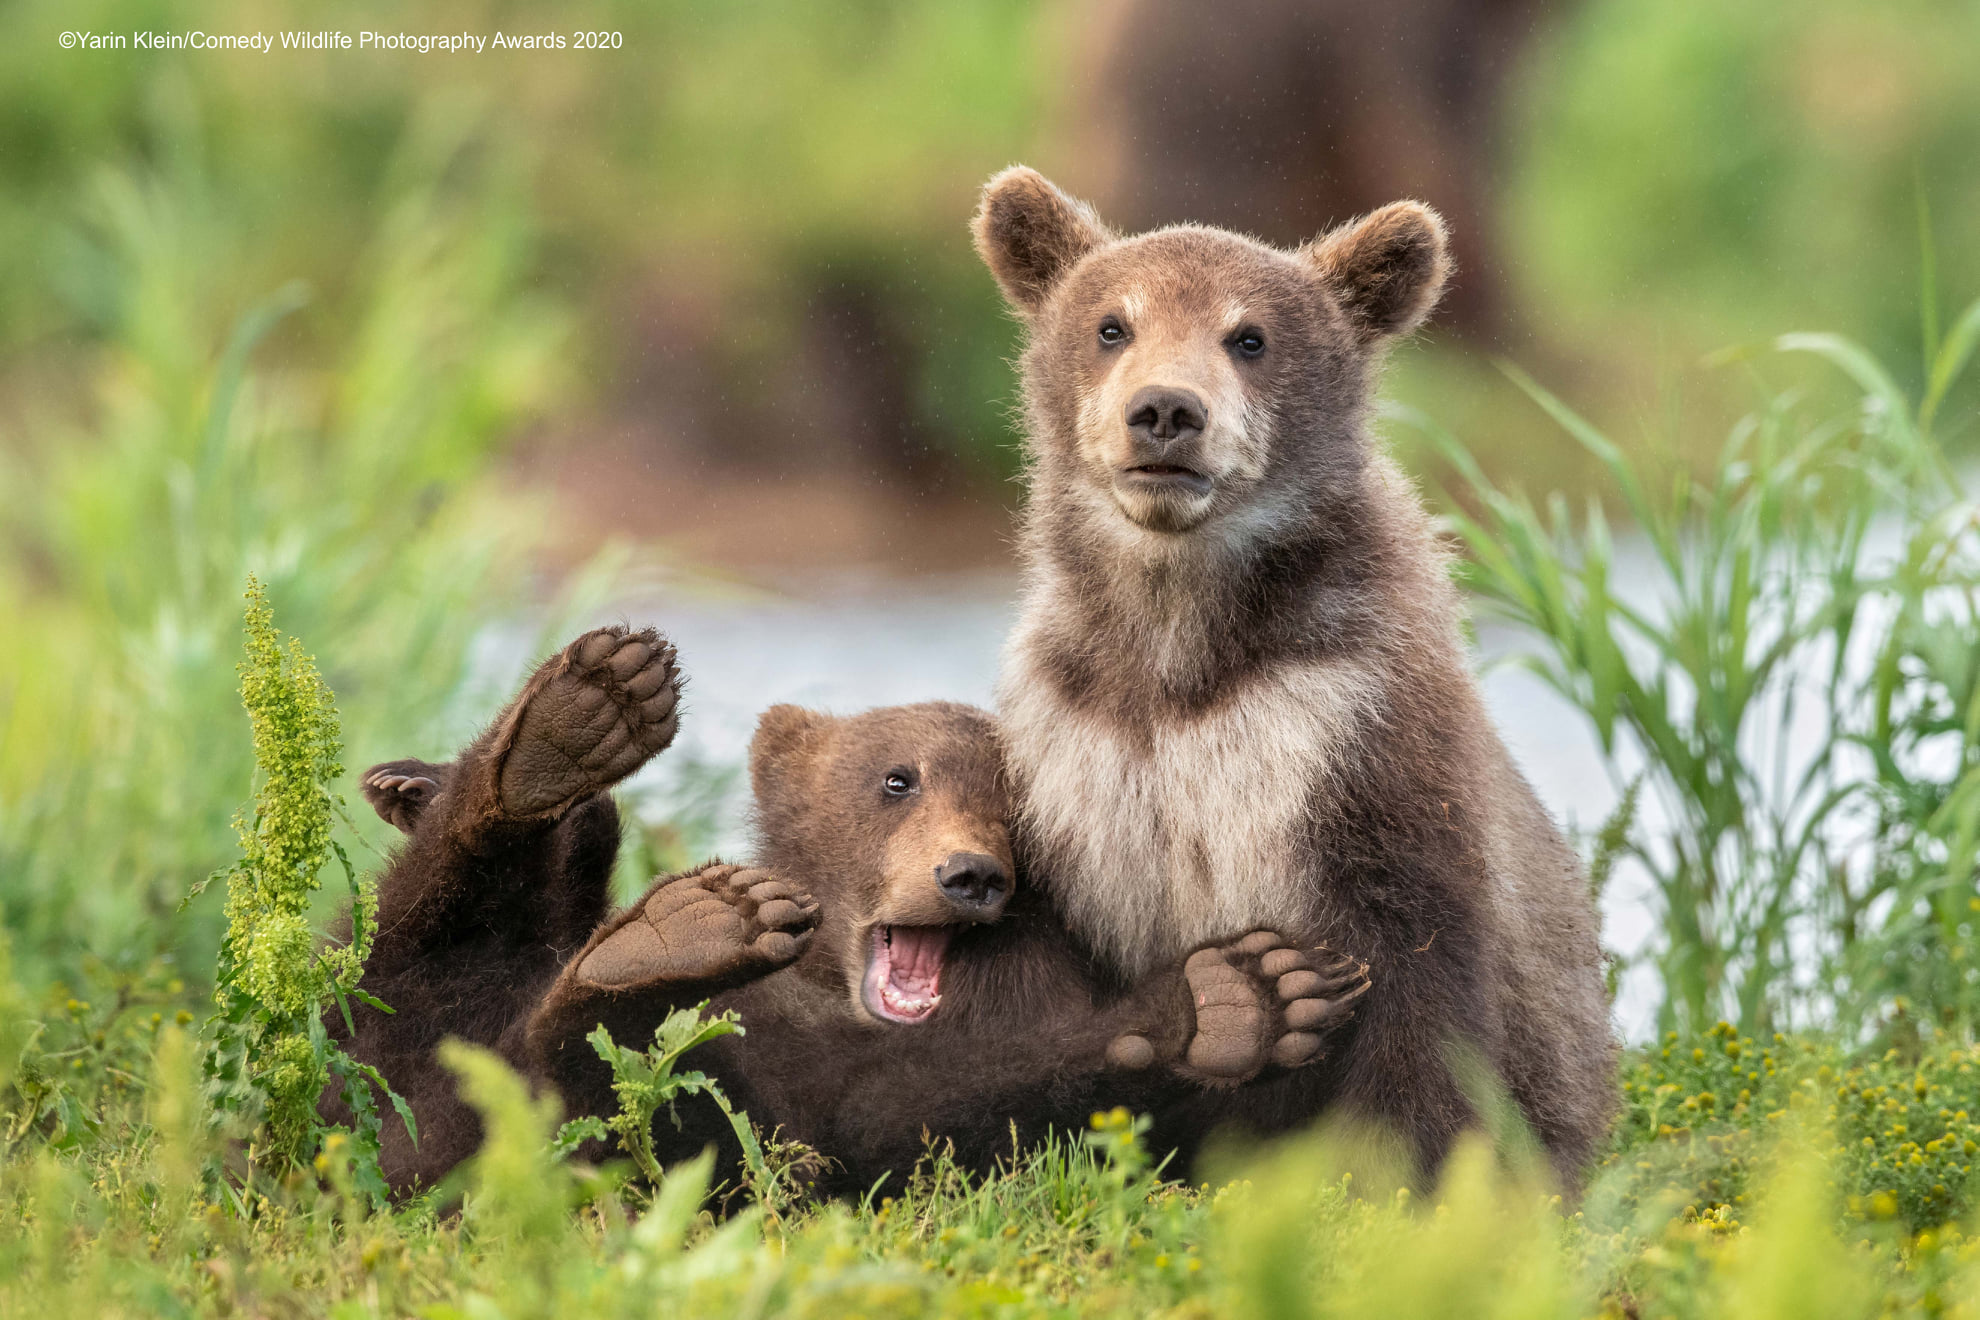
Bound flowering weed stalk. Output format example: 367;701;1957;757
196;576;409;1207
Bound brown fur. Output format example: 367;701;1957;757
973;167;1615;1186
335;644;1365;1198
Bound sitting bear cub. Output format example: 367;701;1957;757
334;626;1367;1196
970;167;1615;1185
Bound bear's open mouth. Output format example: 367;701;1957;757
862;925;953;1024
1120;464;1213;497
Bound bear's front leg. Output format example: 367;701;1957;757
1106;931;1370;1086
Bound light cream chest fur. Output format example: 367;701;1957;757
998;635;1382;975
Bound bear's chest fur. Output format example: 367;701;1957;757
999;641;1382;977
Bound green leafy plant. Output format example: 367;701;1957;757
196;577;409;1206
563;1005;819;1219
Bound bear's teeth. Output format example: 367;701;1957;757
881;983;940;1015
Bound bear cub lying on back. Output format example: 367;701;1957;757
336;626;1367;1196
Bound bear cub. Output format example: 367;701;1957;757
972;166;1616;1186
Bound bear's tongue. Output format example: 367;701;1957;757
867;925;952;1023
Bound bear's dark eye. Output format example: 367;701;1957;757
1232;329;1266;357
881;768;918;798
1097;317;1126;346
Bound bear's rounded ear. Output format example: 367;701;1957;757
972;166;1111;317
1299;202;1452;348
750;705;828;797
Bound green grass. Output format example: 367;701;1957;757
21;992;1980;1317
1399;296;1980;1041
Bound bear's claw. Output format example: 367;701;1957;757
1179;933;1369;1084
360;759;450;833
490;625;682;820
575;863;819;991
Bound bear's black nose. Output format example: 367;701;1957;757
1124;386;1207;447
935;852;1012;917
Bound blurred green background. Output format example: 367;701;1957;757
3;0;1978;1000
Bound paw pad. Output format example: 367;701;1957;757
1181;933;1369;1083
575;863;818;990
495;626;683;819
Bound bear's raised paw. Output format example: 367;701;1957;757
489;625;682;820
575;863;818;991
